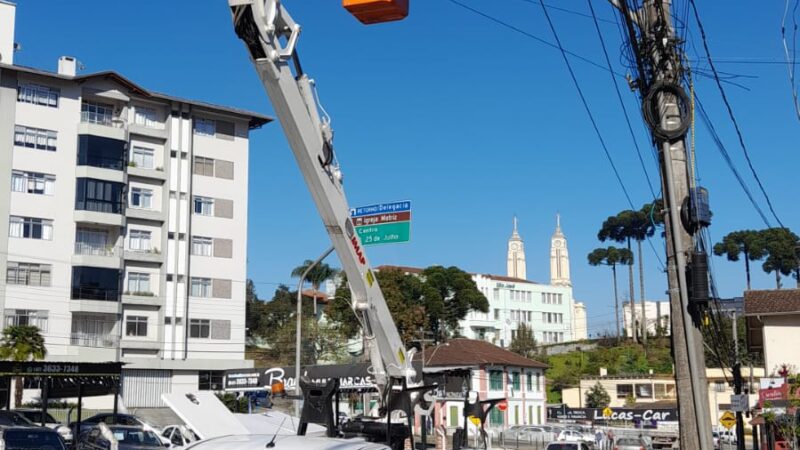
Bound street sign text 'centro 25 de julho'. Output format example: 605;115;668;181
350;201;411;246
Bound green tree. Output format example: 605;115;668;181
245;279;268;338
509;323;538;359
291;260;340;315
0;325;47;407
760;228;800;289
420;266;489;341
598;211;643;342
584;382;611;408
713;230;766;291
588;247;634;340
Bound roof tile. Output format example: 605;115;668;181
416;338;548;369
744;289;800;315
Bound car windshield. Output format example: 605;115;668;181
4;429;66;450
110;428;162;447
0;412;35;426
15;411;58;424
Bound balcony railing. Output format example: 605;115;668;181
75;242;116;257
77;155;126;171
71;287;119;302
70;332;118;348
81;112;125;129
75;199;125;215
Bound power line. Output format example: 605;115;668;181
688;0;786;229
443;0;625;78
534;0;636;210
512;0;616;25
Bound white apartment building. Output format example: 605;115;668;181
622;300;671;338
0;1;269;407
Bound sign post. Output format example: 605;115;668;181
350;201;411;246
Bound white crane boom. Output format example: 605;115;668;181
228;0;416;398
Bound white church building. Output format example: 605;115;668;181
460;216;587;347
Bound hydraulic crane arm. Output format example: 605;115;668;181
228;0;416;397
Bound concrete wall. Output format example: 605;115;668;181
762;314;800;374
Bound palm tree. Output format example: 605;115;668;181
713;230;765;291
598;212;640;342
0;325;47;407
291;260;340;315
588;246;633;340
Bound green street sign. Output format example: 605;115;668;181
356;221;410;246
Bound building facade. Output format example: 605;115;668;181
622;300;671;337
745;289;800;375
0;2;268;407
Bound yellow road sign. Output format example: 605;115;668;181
603;407;613;418
468;416;481;426
719;411;736;429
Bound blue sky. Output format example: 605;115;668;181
12;1;800;335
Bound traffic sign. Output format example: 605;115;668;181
719;411;736;429
351;201;411;246
730;394;749;412
602;407;613;418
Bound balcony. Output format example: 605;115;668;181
70;332;118;348
122;293;162;307
126;207;165;222
72;242;121;269
77;135;127;171
71;286;120;302
124;248;163;264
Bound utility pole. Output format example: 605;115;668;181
731;311;745;450
609;1;713;449
416;329;435;450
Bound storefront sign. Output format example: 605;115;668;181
225;363;380;392
547;406;678;423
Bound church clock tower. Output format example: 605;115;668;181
507;216;527;280
550;214;571;286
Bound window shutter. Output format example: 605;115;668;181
214;160;234;180
210;320;231;339
212;279;232;299
212;239;233;258
213;199;233;219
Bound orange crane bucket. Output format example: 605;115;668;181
343;0;409;24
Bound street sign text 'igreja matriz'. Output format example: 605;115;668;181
350;200;411;246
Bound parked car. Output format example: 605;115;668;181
184;434;392;450
712;431;720;449
719;429;737;444
502;425;553;443
161;425;200;449
78;424;163;450
613;437;652;450
70;413;162;437
557;429;591;444
545;443;591;450
13;409;74;443
0;426;67;450
0;410;37;427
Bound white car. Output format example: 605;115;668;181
557;429;591;444
185;434;392;450
719;430;737;444
162;425;200;449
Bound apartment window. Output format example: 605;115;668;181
76;228;111;256
125;316;148;337
128;230;151;252
193;196;214;216
6;262;51;287
617;384;634;399
127;272;151;294
191;236;213;256
77;135;126;170
199;370;224;390
526;372;533;391
190;278;212;298
489;370;503;391
636;384;653;398
11;171;55;195
9;216;52;240
193;157;214;177
493;288;499;300
17;84;59;107
13;125;57;151
193;118;215;136
511;372;521;391
493;308;500;320
81;101;115;125
130;187;153;209
4;309;48;331
71;266;120;301
535;373;541;392
133;106;158;128
131;147;155;169
75;178;125;214
189;319;211;338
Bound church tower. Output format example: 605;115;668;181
550;214;571;286
507;216;527;280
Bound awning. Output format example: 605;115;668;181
0;361;122;398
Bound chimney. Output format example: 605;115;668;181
58;56;77;77
0;1;16;65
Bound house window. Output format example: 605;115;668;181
511;372;521;391
636;384;653;398
189;319;211;338
6;262;52;287
131;147;155;169
127;272;151;294
125;316;148;337
489;407;504;426
714;381;726;393
9;216;53;240
13;125;57;151
191;236;213;256
17;84;59;107
449;406;459;427
76;228;111;256
489;370;503;390
193;196;214;216
190;278;212;298
494;308;500;320
193;118;215;136
133;106;158;128
129;230;152;252
4;309;48;331
193;157;214;177
81;101;115;125
617;384;633;399
11;171;55;195
535;373;541;392
526;372;533;391
130;187;153;209
198;370;224;390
